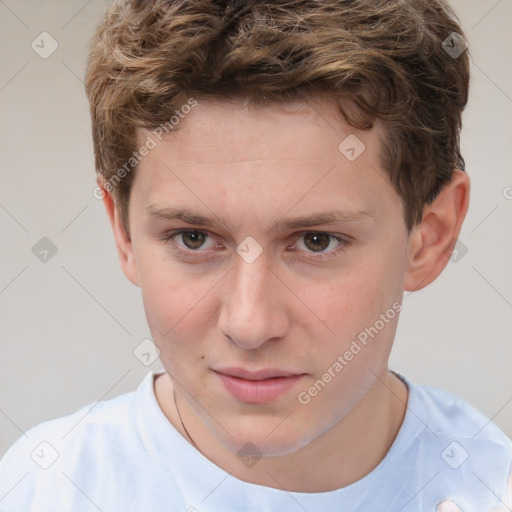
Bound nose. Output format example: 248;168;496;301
217;251;289;350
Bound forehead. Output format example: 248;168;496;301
130;96;396;228
134;96;387;177
142;96;384;157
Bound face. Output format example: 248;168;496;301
123;96;411;456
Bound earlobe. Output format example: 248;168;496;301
403;169;470;292
97;176;140;287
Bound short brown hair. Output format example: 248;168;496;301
85;0;470;233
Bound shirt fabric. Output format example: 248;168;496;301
1;371;511;512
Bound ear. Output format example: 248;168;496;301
97;176;140;287
403;169;470;291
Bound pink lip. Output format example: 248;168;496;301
213;367;305;404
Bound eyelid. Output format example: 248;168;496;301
162;229;351;259
290;231;351;260
165;229;218;251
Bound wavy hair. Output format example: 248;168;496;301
85;0;470;232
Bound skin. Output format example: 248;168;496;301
100;95;470;492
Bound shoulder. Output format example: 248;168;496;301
399;374;512;509
0;379;144;510
411;379;511;447
1;380;139;460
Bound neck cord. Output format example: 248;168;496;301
173;387;198;449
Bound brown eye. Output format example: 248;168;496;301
180;231;207;249
302;233;332;252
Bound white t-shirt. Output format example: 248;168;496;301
1;371;511;512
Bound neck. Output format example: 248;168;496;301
156;368;408;492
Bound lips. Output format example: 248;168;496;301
213;367;305;404
215;367;299;380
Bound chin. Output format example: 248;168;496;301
211;418;317;458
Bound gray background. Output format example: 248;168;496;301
0;0;511;458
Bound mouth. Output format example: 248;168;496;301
212;367;306;404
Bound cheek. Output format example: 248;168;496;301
134;248;189;337
319;268;393;329
311;249;405;360
135;249;217;361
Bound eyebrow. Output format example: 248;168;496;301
145;205;374;233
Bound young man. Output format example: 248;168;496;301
1;0;511;510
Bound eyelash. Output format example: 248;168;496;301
160;229;352;261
